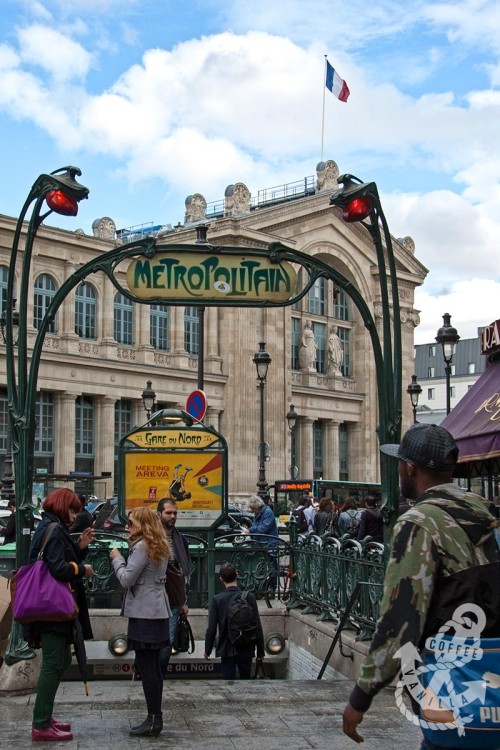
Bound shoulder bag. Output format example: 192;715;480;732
173;613;195;653
10;522;79;624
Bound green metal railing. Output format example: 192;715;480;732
77;528;385;639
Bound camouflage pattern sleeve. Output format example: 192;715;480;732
354;516;440;701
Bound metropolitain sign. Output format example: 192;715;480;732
126;251;297;302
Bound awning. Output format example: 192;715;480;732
441;358;500;464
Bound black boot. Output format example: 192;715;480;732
130;713;163;737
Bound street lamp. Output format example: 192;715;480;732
286;404;298;479
435;313;460;415
253;341;272;498
330;174;402;528
141;380;157;419
407;375;422;424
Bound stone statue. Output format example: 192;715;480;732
298;320;317;371
327;325;344;376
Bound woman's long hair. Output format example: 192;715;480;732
128;507;172;564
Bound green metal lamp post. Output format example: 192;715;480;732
253;341;272;498
435;312;460;415
329;174;403;527
4;167;89;569
286;403;298;479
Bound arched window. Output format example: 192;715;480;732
184;306;199;354
34;274;57;333
312;321;326;373
291;317;300;370
307;278;325;315
150;304;169;350
114;292;134;345
338;327;350;377
75;282;97;339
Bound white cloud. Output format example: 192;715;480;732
17;24;93;81
414;279;500;344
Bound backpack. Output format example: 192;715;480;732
292;508;308;534
227;591;259;648
347;509;361;535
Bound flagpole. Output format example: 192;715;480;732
320;55;328;162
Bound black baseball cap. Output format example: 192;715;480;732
380;423;458;471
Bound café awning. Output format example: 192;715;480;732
441;358;500;466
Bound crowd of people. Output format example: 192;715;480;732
290;489;385;542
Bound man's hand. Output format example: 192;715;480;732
342;704;365;743
181;603;189;615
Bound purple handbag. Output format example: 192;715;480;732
11;523;78;624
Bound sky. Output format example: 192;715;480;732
1;0;499;345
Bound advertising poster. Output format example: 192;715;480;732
124;450;223;523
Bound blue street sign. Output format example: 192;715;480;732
186;389;207;421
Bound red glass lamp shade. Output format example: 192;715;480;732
45;189;79;216
342;196;373;222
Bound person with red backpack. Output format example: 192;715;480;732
204;562;265;679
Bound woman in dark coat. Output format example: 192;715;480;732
28;488;95;742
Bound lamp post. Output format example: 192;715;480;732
4;167;89;569
407;375;422;424
253;341;272;498
330;174;402;529
0;300;19;505
286;404;298;479
435;313;460;415
141;380;157;419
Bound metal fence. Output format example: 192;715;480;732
82;528;386;638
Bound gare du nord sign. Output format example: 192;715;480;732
126;249;298;303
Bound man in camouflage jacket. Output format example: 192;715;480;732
342;423;500;747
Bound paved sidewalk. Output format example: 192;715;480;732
2;678;422;749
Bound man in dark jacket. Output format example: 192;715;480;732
69;495;93;534
356;495;383;541
204;562;265;679
3;499;16;543
342;423;500;747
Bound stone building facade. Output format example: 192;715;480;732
0;160;427;503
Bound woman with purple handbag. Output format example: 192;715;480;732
26;488;95;742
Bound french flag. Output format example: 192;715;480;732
325;61;350;102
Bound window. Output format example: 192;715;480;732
313;421;323;478
307;278;325;315
75;282;97;339
184;306;199;354
0;266;9;317
333;289;350;321
427;366;435;378
75;397;94;474
35;393;54;454
292;270;303;311
338;327;350;377
0;390;7;453
114;292;134;344
150;304;169;350
339;423;349;480
468;362;475;374
114;400;132;485
291;317;300;370
34;274;57;333
428;345;436;356
312;321;326;373
428;388;435;400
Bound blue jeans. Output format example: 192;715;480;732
159;606;180;677
221;652;253;679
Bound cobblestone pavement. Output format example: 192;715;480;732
2;678;422;749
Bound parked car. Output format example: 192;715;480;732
93;496;118;529
227;503;253;528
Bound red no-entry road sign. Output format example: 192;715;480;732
186;390;207;422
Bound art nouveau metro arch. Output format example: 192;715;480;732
4;167;402;571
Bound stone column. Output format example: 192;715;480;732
299;417;314;479
170;306;185;353
54;393;76;474
324;420;340;480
